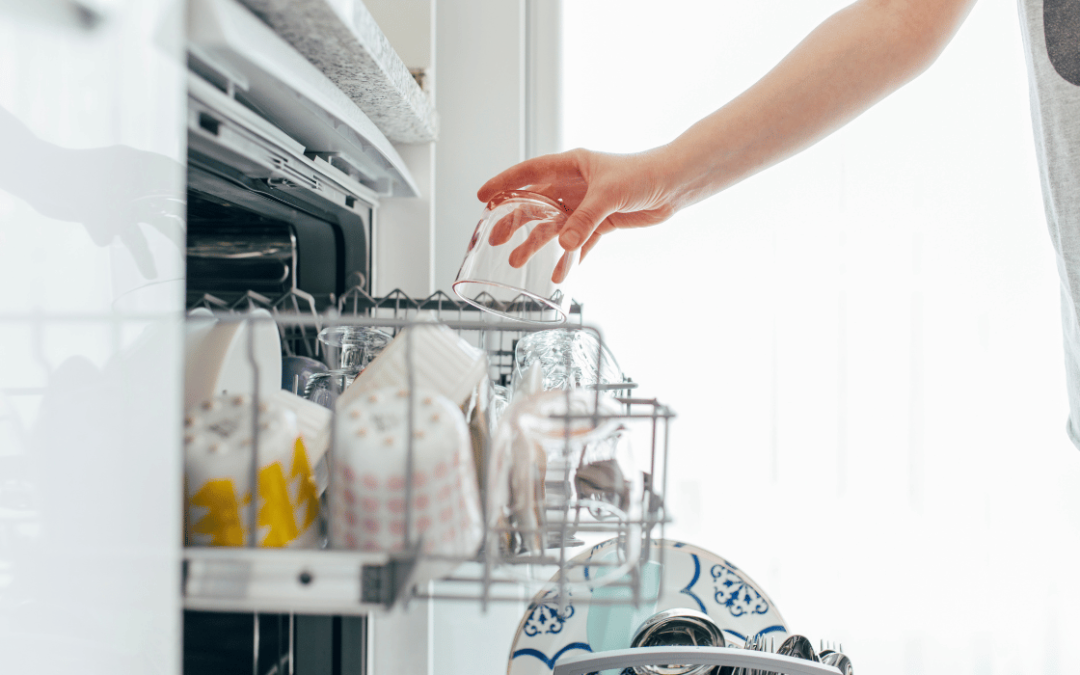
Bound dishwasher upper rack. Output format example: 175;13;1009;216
183;311;672;615
187;285;590;388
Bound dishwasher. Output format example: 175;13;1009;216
0;1;844;673
179;1;681;671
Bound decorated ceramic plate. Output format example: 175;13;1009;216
507;538;789;675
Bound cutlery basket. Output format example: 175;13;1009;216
550;647;843;675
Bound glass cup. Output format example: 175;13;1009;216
301;369;355;409
317;325;392;371
485;389;642;591
453;190;579;324
514;328;624;392
518;390;627;547
575;425;639;520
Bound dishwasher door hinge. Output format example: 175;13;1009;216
360;553;418;608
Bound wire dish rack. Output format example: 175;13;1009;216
182;287;674;615
187;285;585;385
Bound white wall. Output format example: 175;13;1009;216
367;0;438;297
433;0;528;294
562;1;1080;673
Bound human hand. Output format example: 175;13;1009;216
477;147;680;281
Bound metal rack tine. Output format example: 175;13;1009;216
338;283;377;317
230;289;274;313
374;289;421;327
271;287;321;357
189;292;231;313
420;290;461;315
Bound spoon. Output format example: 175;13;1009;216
818;639;837;661
629;608;726;675
820;651;854;675
776;635;819;663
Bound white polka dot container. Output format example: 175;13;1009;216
269;389;332;493
336;322;489;412
184;394;322;549
330;387;483;561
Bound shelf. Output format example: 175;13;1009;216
237;0;438;143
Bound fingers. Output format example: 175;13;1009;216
551;248;578;284
508;216;565;267
477;152;579;203
488;204;556;247
556;192;612;251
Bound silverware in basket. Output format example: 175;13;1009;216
776;635;819;662
630;608;726;675
819;650;853;674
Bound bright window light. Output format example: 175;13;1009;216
562;1;1080;672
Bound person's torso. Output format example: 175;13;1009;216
1018;0;1080;447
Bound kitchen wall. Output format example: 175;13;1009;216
432;0;561;294
427;1;563;673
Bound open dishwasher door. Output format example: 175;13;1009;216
0;2;187;675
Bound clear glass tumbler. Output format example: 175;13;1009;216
453;190;578;324
513;328;624;392
317;325;392;371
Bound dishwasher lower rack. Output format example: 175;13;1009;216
182;300;673;615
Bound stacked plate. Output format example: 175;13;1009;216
508;539;790;675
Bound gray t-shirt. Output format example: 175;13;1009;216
1018;0;1080;449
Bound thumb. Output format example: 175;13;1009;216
557;191;612;251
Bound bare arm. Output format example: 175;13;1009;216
662;0;977;213
478;0;977;273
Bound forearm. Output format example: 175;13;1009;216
662;0;975;210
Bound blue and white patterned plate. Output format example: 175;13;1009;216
507;538;789;675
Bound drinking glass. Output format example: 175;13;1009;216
317;325;392;370
301;369;355;409
453;190;578;324
518;390;625;547
575;424;640;520
513;328;624;392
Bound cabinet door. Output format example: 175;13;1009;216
0;2;186;674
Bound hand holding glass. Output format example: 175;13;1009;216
454;191;579;323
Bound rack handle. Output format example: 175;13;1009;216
551;647;842;675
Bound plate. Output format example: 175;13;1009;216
507;539;789;675
185;308;282;409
